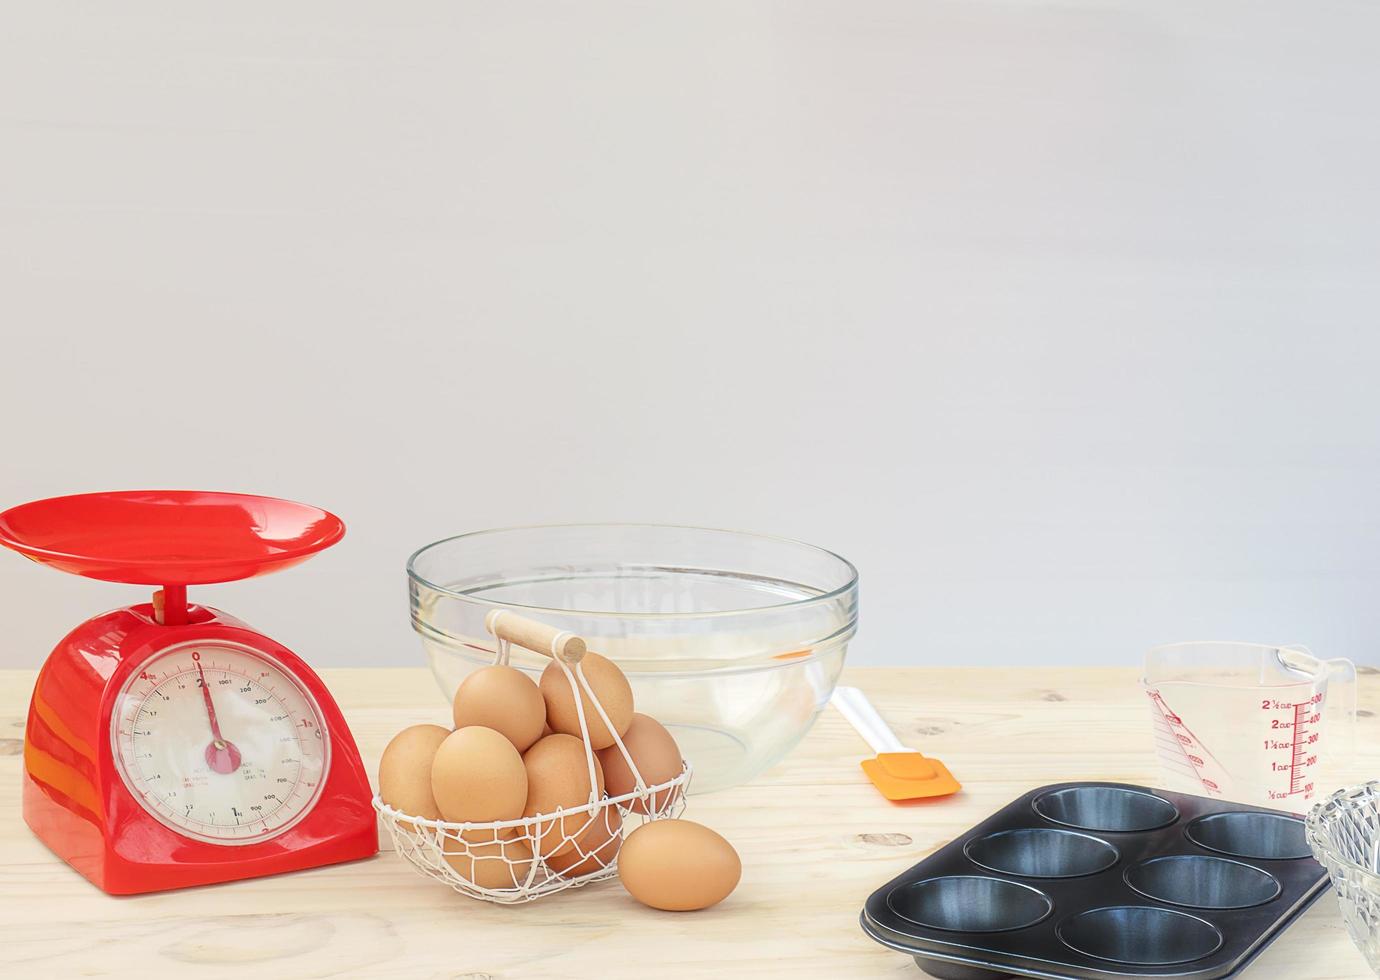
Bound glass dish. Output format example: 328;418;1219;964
408;524;858;793
1307;782;1380;976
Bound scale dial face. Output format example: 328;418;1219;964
111;640;330;845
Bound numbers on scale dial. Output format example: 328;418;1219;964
111;641;329;845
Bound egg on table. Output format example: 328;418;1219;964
522;733;605;857
540;652;633;750
452;665;546;753
431;726;528;839
618;819;740;911
598;713;683;814
378;723;450;823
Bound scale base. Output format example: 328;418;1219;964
23;770;378;894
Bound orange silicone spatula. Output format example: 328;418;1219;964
831;686;960;801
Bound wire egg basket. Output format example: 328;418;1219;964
375;610;693;904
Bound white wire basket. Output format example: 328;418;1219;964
375;609;693;903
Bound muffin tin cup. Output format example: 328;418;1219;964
1124;855;1282;910
1185;811;1314;861
861;782;1330;980
964;828;1120;879
1057;906;1224;965
1032;785;1179;833
888;877;1053;933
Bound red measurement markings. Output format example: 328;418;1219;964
1288;701;1307;795
1264;695;1319;800
1147;690;1221;793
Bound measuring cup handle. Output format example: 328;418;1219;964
1325;657;1358;761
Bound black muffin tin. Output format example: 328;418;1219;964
860;782;1329;979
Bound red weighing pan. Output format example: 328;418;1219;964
0;490;345;586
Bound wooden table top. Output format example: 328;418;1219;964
1;666;1374;979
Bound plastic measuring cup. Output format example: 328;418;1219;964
1142;641;1356;810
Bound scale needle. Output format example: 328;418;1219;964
197;662;242;774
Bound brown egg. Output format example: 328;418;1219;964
430;726;528;837
522;733;605;858
540;652;634;750
598;713;684;815
618;820;741;911
452;665;546;753
443;834;536;890
545;804;622;878
378;724;449;822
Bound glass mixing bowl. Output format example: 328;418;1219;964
408;524;858;794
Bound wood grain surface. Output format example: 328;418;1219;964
1;667;1374;979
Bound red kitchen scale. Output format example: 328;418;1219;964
0;491;378;894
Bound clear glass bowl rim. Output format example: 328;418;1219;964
406;522;860;622
1307;780;1380;884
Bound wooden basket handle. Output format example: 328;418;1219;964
484;609;586;664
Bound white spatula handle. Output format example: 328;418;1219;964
831;686;912;755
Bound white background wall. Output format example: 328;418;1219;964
3;1;1379;670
